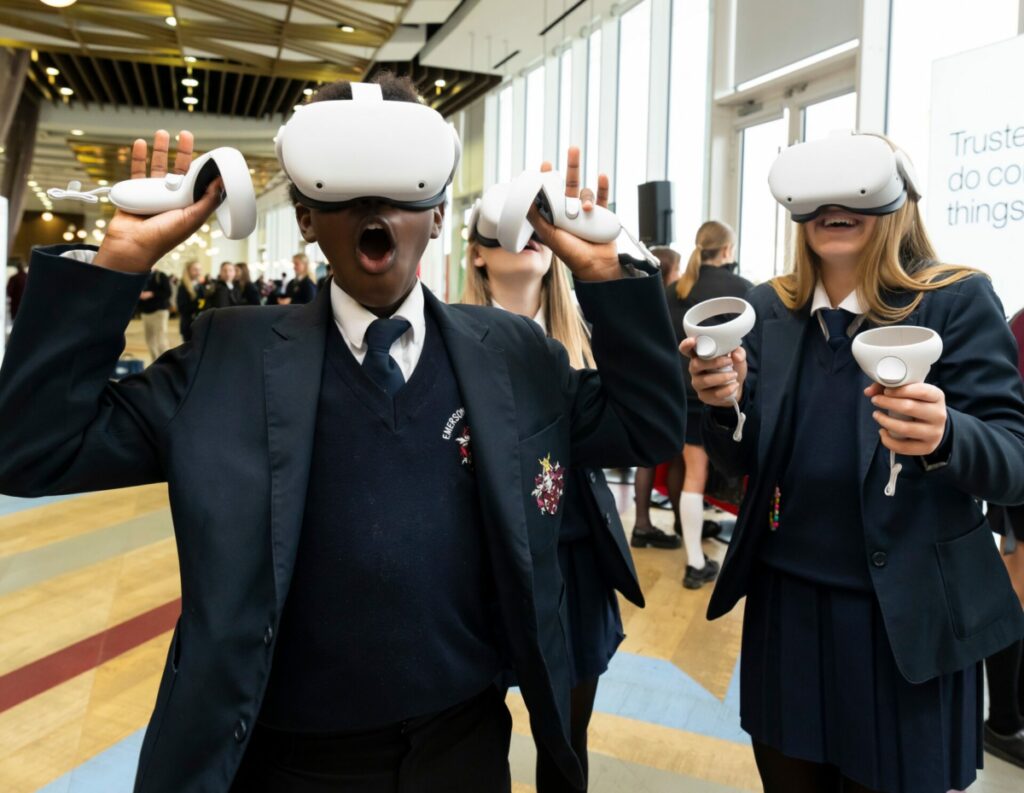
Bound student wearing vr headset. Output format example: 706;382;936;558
684;132;1024;793
462;161;644;793
0;74;685;793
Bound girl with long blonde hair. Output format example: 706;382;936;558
686;136;1024;793
461;158;637;793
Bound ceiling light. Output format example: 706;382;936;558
339;25;355;33
303;88;314;96
211;229;223;238
95;218;106;228
59;87;73;96
92;229;104;240
166;16;177;27
27;180;37;186
97;179;108;186
434;79;447;88
0;146;5;154
183;96;199;105
62;231;75;241
200;223;210;232
184;56;197;64
100;196;109;203
45;67;60;76
171;252;181;260
41;0;78;7
68;224;76;231
41;211;54;221
76;229;87;239
70;129;84;136
181;77;199;88
248;167;255;174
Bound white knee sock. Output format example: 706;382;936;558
681;492;706;569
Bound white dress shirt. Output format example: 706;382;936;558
330;279;425;382
810;280;867;341
491;298;547;334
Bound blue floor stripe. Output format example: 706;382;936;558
36;729;145;793
0;493;80;518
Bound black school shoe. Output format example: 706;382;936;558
984;723;1024;769
631;525;682;549
683;559;720;589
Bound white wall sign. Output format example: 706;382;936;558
928;35;1024;315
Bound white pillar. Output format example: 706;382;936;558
858;0;891;133
646;0;673;181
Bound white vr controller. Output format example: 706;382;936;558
496;170;659;266
47;147;257;240
683;297;756;442
852;326;943;497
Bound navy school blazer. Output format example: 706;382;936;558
0;245;685;793
702;274;1024;684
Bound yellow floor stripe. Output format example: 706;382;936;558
0;633;169;793
0;484;169;557
0;537;180;676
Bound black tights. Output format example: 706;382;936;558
753;741;882;793
985;638;1024;734
633;457;684;534
535;676;600;792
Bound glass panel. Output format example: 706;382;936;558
615;0;651;231
497;85;514;184
524;67;545;172
739;115;789;285
802;92;857;142
558;49;573;172
585;28;602;189
887;0;1018;204
667;0;711;247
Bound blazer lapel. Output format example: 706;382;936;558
264;288;330;609
757;304;809;469
425;290;534;583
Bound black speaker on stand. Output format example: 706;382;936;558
638;180;674;247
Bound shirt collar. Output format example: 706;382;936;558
330;278;425;350
491;298;546;334
811;280;866;316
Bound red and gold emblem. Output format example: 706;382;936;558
531;454;565;516
456;425;473;467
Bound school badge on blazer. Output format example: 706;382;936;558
456;425;473;467
531;454;565;515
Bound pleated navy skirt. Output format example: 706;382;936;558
740;566;983;793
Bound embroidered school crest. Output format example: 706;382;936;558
531;454;565;516
456;425;473;467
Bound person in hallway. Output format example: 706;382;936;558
317;263;333;292
206;260;241;309
138;266;172;361
6;258;27;322
462;165;646;792
176;259;205;342
983;305;1024;769
685;136;1024;793
280;253;316;305
0;74;685;793
236;262;262;306
632;245;684;551
667;222;752;589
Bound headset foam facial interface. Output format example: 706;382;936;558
275;82;461;211
768;131;921;223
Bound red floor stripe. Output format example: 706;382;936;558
0;598;181;715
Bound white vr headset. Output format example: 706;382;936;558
275;82;462;211
768;131;921;223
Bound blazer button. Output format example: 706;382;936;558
871;551;888;568
604;512;612;526
234;719;248;742
588;470;597;483
263;626;274;646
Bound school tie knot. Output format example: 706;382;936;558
821;308;856;350
362;317;411;396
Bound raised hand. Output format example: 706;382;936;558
528;147;621;282
94;130;223;273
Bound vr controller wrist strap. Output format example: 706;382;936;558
47;181;111;204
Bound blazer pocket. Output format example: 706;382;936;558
519;415;569;554
935;519;1012;639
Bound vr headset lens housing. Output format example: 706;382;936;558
768;132;921;223
469;182;540;249
275;82;461;211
